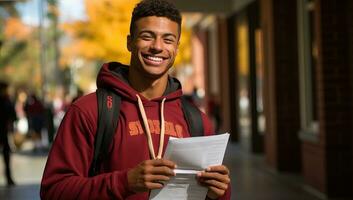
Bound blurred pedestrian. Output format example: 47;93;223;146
0;81;17;186
208;93;222;132
13;90;28;149
71;87;84;103
25;93;45;151
43;101;55;145
52;87;67;135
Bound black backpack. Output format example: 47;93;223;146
89;87;204;176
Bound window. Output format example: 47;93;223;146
297;0;319;135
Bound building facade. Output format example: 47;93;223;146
175;0;353;198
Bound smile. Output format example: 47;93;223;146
142;54;167;65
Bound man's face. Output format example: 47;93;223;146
127;16;180;79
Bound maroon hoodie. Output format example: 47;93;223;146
40;62;231;200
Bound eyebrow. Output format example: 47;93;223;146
139;30;178;39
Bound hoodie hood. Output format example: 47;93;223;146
96;62;183;103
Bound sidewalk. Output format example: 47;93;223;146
0;142;324;200
224;142;323;200
0;149;47;200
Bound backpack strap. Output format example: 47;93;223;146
181;96;204;137
89;88;121;177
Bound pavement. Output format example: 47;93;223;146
0;148;46;200
0;141;327;200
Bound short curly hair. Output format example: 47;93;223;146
129;0;182;37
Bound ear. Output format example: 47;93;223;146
127;35;132;52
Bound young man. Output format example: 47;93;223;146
40;0;231;199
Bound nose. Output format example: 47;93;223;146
150;38;163;52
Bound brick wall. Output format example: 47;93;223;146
316;0;353;197
259;0;352;197
261;0;301;171
302;141;326;193
274;0;301;172
348;0;353;196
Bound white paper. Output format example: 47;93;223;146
149;133;230;200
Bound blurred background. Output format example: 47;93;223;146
0;0;352;199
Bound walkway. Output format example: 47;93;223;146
0;142;324;200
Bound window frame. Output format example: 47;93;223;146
297;0;319;137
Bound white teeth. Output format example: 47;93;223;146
147;56;163;62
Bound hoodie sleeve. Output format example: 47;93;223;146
201;113;232;200
40;105;133;200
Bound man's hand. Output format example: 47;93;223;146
197;165;230;199
127;159;176;193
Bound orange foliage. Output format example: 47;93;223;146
4;17;32;40
61;0;138;66
175;21;191;67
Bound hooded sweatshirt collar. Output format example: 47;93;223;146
96;62;183;103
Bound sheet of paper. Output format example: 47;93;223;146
149;172;208;200
165;133;230;170
149;133;230;200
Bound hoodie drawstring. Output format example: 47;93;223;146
136;95;166;159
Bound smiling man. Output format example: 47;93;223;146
40;0;231;199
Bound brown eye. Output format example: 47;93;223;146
140;34;153;41
164;38;175;44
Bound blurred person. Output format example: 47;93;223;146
43;98;55;145
24;93;45;151
41;0;231;199
52;87;67;134
185;87;205;108
13;90;28;149
0;81;17;186
208;93;222;133
72;87;84;103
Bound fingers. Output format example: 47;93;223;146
147;159;177;169
127;159;177;193
144;182;165;190
197;165;230;199
141;174;173;182
206;165;230;175
199;179;228;190
198;165;230;184
148;166;176;176
207;186;227;199
198;171;230;184
142;159;176;176
139;174;171;189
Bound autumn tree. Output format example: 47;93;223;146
0;11;42;88
0;0;64;96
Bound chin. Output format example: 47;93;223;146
142;67;169;78
141;62;172;77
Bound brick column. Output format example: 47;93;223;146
227;15;240;142
217;17;233;135
319;0;352;197
260;0;301;171
350;0;353;195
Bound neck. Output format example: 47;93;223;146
128;69;168;100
